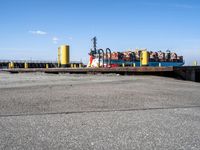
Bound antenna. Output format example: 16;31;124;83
91;37;97;55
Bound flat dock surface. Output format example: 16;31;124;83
1;66;174;73
0;73;200;149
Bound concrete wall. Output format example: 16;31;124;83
174;66;200;82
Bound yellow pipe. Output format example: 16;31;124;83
73;64;77;68
46;64;49;69
9;62;14;69
24;62;28;69
194;61;198;66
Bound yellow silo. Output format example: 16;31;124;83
140;50;149;66
58;45;70;67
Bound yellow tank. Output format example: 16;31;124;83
140;50;149;66
60;45;70;67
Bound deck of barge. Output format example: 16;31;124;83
1;66;200;82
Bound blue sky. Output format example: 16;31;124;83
0;0;200;65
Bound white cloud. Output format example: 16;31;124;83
29;30;47;35
52;37;59;44
68;37;73;40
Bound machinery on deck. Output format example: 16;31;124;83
88;37;184;67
